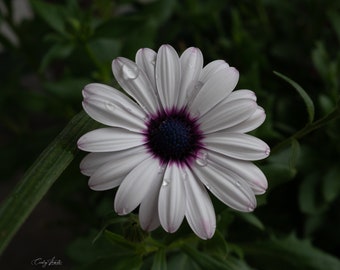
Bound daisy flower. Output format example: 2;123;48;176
77;45;269;239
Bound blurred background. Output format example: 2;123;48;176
0;0;340;269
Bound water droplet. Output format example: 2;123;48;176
151;60;156;65
234;180;241;187
196;151;208;167
162;178;170;187
265;147;270;156
194;81;204;91
192;110;201;119
106;102;116;111
158;165;166;174
123;106;132;113
120;208;128;215
122;64;139;80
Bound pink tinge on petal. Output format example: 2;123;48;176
206;151;268;195
158;164;186;233
192;160;257;212
203;132;270;161
226;106;266;133
184;168;216;239
135;48;157;90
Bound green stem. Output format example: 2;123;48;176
271;105;340;153
0;111;99;255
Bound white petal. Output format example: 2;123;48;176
77;127;144;152
88;147;147;191
226;89;257;102
135;48;157;90
207;151;268;194
158;164;186;233
199;60;229;84
82;83;145;132
114;155;162;215
177;47;203;107
226;106;266;133
112;57;159;114
192;159;257;212
139;173;162;231
156;45;181;109
204;132;270;161
189;67;239;117
199;98;257;134
80;152;119;176
184;168;216;239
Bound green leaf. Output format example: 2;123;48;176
202;230;229;256
322;167;340;203
103;230;138;251
151;248;167;270
43;77;91;100
289;139;300;173
31;0;66;34
299;173;327;215
236;212;265;231
274;71;315;123
0;111;100;255
87;38;121;63
167;253;200;270
182;245;244;270
40;42;75;71
242;234;340;270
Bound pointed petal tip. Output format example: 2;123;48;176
115;206;129;216
77;137;85;150
246;201;257;212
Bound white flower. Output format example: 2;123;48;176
77;45;270;239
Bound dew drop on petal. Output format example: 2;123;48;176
151;60;156;65
234;180;241;187
196;150;208;167
106;102;116;111
162;178;170;187
123;106;132;113
122;64;140;80
119;208;128;215
265;147;270;156
158;165;166;174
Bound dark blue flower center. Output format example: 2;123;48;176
145;109;203;164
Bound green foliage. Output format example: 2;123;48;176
1;0;340;269
243;234;340;270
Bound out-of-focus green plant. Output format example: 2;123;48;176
1;0;340;269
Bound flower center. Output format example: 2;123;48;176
145;108;203;164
